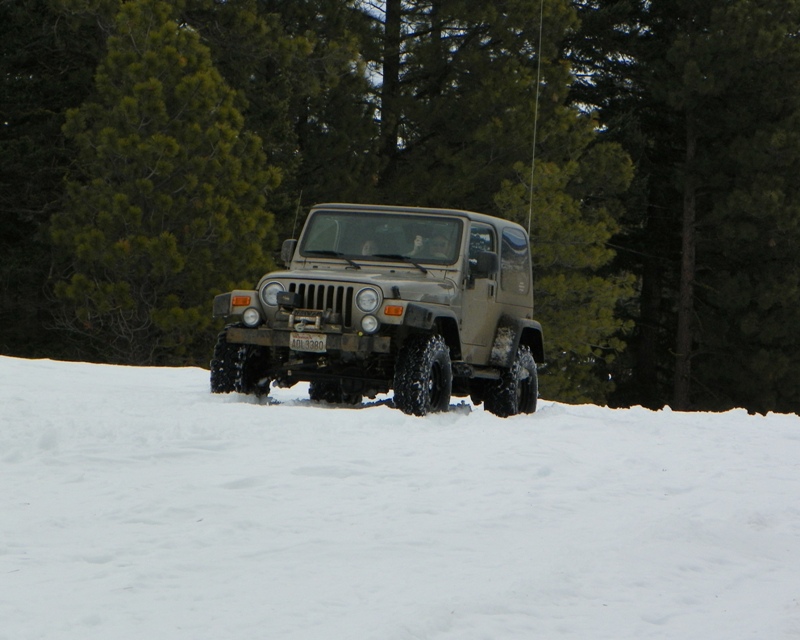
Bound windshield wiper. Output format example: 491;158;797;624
373;254;428;274
305;250;361;269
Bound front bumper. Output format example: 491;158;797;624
226;326;391;355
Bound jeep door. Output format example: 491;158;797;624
459;222;502;363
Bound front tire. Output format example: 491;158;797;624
393;334;452;416
485;346;538;418
210;325;271;396
235;344;272;396
210;326;239;393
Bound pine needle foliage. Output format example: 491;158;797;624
496;121;636;404
51;0;279;365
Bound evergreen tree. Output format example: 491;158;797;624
495;122;635;404
260;0;378;223
0;0;105;358
362;0;636;402
687;0;800;412
573;0;800;413
569;0;684;408
50;0;279;364
363;0;583;212
181;0;379;236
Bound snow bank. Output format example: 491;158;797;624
2;356;799;639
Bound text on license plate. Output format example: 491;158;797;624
289;332;327;353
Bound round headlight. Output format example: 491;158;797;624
260;281;284;306
242;307;261;327
361;315;380;334
356;287;381;313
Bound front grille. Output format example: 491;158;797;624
288;282;355;327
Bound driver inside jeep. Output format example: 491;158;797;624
409;234;450;259
360;239;379;255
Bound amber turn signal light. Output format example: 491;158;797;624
232;295;252;307
383;305;404;317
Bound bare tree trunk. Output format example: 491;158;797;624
674;117;697;410
379;0;402;181
637;247;663;407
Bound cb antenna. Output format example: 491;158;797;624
528;0;545;237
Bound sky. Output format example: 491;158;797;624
2;355;800;639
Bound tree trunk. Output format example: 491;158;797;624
379;0;402;181
636;246;663;407
674;117;697;410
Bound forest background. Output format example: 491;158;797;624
3;0;800;414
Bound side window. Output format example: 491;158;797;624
500;227;531;294
468;223;495;275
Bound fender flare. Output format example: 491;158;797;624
403;303;462;358
402;302;456;330
489;314;545;368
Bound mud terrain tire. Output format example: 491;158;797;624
393;334;452;416
485;346;538;417
210;325;271;396
210;326;239;393
235;344;272;396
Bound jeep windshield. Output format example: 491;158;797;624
299;210;462;265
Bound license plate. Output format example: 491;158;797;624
289;332;327;353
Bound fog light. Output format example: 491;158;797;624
242;307;261;327
361;315;379;334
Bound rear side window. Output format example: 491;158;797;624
500;227;531;295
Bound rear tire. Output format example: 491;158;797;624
485;346;538;418
393;334;452;416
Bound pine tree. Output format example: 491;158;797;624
573;0;800;413
181;0;379;234
0;0;106;358
688;0;800;412
568;0;682;409
50;0;279;364
495;123;635;404
361;0;636;402
259;0;378;218
364;0;583;212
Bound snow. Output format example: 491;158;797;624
2;355;800;639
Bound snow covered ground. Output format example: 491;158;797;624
2;355;800;640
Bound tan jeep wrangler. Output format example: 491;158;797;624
210;203;544;417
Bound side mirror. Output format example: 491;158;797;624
281;239;297;265
473;251;499;278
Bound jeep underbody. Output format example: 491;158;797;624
210;203;544;417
